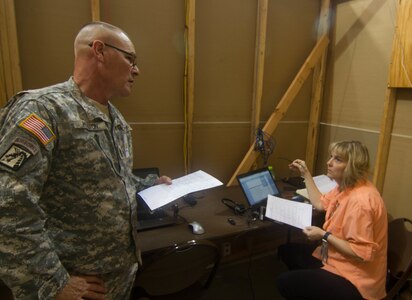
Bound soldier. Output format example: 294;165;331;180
0;22;171;299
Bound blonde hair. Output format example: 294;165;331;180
329;140;370;190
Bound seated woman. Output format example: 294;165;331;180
276;140;387;300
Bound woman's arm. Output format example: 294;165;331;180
289;159;324;211
304;226;363;261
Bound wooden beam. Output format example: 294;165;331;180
374;0;402;193
0;0;13;102
305;0;331;172
0;1;7;107
184;0;196;174
0;0;22;107
250;0;268;143
373;87;397;193
91;0;100;22
388;0;412;88
227;35;329;186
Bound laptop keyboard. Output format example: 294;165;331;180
137;209;167;220
137;209;176;231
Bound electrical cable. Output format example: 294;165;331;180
183;0;190;174
254;128;275;166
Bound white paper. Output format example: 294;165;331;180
265;194;312;229
296;174;337;198
138;170;223;210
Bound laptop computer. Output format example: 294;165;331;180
133;168;177;231
236;167;280;211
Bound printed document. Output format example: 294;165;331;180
265;194;312;229
138;170;223;210
296;174;337;198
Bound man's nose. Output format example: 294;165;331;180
132;65;140;76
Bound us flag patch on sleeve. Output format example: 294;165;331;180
19;113;56;145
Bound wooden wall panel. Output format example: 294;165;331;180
392;89;412;135
388;0;412;88
0;0;22;106
14;0;90;89
262;0;320;122
382;90;412;220
318;0;396;181
194;0;320;183
191;121;309;183
103;0;185;123
322;0;396;130
13;0;322;182
191;124;251;182
101;0;186;175
383;136;412;221
9;0;412;223
316;125;380;177
130;124;185;178
195;0;257;122
311;0;412;220
266;122;309;180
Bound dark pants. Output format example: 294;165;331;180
276;243;364;300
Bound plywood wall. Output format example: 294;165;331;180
318;0;412;220
383;90;412;220
388;0;412;88
13;0;321;182
7;0;411;219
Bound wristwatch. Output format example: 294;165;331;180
321;231;332;263
322;231;332;242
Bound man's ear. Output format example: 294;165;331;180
90;40;105;62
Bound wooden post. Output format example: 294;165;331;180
91;0;100;22
227;35;329;186
373;88;397;192
250;0;268;143
374;0;407;192
388;0;412;88
184;0;196;174
0;0;22;107
305;0;331;172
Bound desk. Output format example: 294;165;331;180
138;183;318;262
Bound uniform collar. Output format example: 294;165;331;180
67;77;112;123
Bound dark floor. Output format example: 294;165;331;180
199;251;287;300
129;250;287;300
0;252;287;300
3;255;411;299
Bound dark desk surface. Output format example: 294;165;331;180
137;182;311;257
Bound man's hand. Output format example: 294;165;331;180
55;275;106;300
155;176;172;185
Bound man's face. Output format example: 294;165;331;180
103;36;140;98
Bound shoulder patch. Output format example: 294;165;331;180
19;113;56;145
14;137;39;155
0;144;33;170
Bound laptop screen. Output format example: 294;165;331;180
237;167;280;208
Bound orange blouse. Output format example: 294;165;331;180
313;181;388;300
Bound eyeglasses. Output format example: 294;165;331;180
88;42;137;68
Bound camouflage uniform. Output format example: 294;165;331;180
0;78;156;299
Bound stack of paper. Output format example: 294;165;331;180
296;174;337;198
265;195;312;229
138;170;223;210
